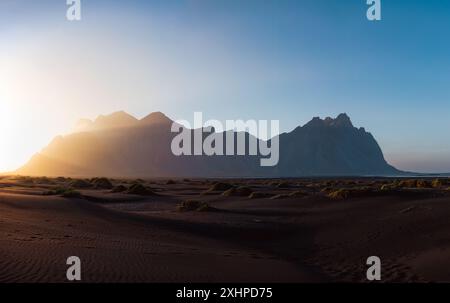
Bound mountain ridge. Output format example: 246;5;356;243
16;111;402;177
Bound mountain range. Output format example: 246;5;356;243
16;111;401;177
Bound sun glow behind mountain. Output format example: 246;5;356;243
0;98;25;172
0;99;45;172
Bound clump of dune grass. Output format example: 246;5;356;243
380;184;396;191
432;179;444;188
43;186;70;196
166;179;176;185
61;189;83;198
268;181;292;188
111;185;127;193
344;180;358;186
275;181;291;189
201;182;234;195
288;190;309;197
90;177;113;189
176;200;212;212
43;187;82;198
327;189;350;200
397;180;416;188
390;179;447;189
222;186;253;197
416;180;431;188
320;181;333;187
196;203;213;212
320;187;333;193
210;182;234;191
248;192;273;199
305;183;321;189
69;179;92;189
18;176;34;184
270;190;309;200
34;177;53;184
126;183;156;196
397;179;432;189
56;177;68;182
327;187;374;200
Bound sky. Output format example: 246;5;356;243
1;0;450;173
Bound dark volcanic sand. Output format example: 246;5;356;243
1;176;450;282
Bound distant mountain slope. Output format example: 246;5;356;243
274;114;399;176
16;111;401;177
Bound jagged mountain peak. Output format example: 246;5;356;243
140;111;173;125
304;113;354;129
333;113;353;127
94;111;138;127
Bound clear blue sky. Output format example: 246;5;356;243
1;0;450;173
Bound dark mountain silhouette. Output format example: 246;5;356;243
17;111;401;177
273;114;399;176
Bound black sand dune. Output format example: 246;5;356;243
1;176;450;282
0;190;317;282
